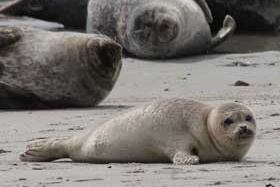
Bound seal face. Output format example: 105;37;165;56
206;103;256;162
87;0;236;58
19;99;256;164
0;26;122;109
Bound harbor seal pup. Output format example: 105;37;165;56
87;0;236;58
20;99;256;164
0;26;122;109
0;0;88;28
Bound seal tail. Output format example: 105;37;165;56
20;137;71;162
210;15;236;49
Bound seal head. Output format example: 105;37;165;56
207;103;256;161
125;3;184;58
86;36;122;84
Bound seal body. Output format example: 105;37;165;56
0;0;88;28
0;14;64;31
20;99;256;164
0;26;122;109
87;0;236;58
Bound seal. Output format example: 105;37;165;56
87;0;236;59
20;99;256;164
0;26;122;109
0;0;88;28
0;14;64;31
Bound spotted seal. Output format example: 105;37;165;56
87;0;236;58
0;26;122;109
20;99;256;164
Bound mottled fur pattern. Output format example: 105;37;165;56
0;26;122;109
87;0;236;58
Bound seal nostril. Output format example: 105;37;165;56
240;126;247;130
240;126;248;133
239;126;253;136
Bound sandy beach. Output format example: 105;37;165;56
0;51;280;186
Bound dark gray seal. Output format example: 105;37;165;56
0;26;122;109
87;0;236;59
0;0;88;28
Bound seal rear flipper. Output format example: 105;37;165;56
210;15;236;49
0;82;48;109
20;137;71;162
0;26;22;48
195;0;213;23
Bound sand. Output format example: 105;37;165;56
0;0;279;185
0;51;280;187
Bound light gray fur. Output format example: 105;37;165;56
20;99;256;164
87;0;236;58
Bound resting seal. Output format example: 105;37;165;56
0;26;122;109
20;99;256;164
0;0;88;28
87;0;236;58
0;14;64;31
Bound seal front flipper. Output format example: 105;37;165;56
195;0;213;23
0;26;22;48
0;82;47;109
172;151;200;165
210;15;236;49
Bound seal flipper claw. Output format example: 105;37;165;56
172;151;200;165
210;15;236;49
0;26;22;48
195;0;213;23
20;137;71;162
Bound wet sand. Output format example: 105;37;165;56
1;52;280;187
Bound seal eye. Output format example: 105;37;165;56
245;115;253;122
224;118;234;126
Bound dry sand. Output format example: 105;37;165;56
0;0;279;185
0;51;280;187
